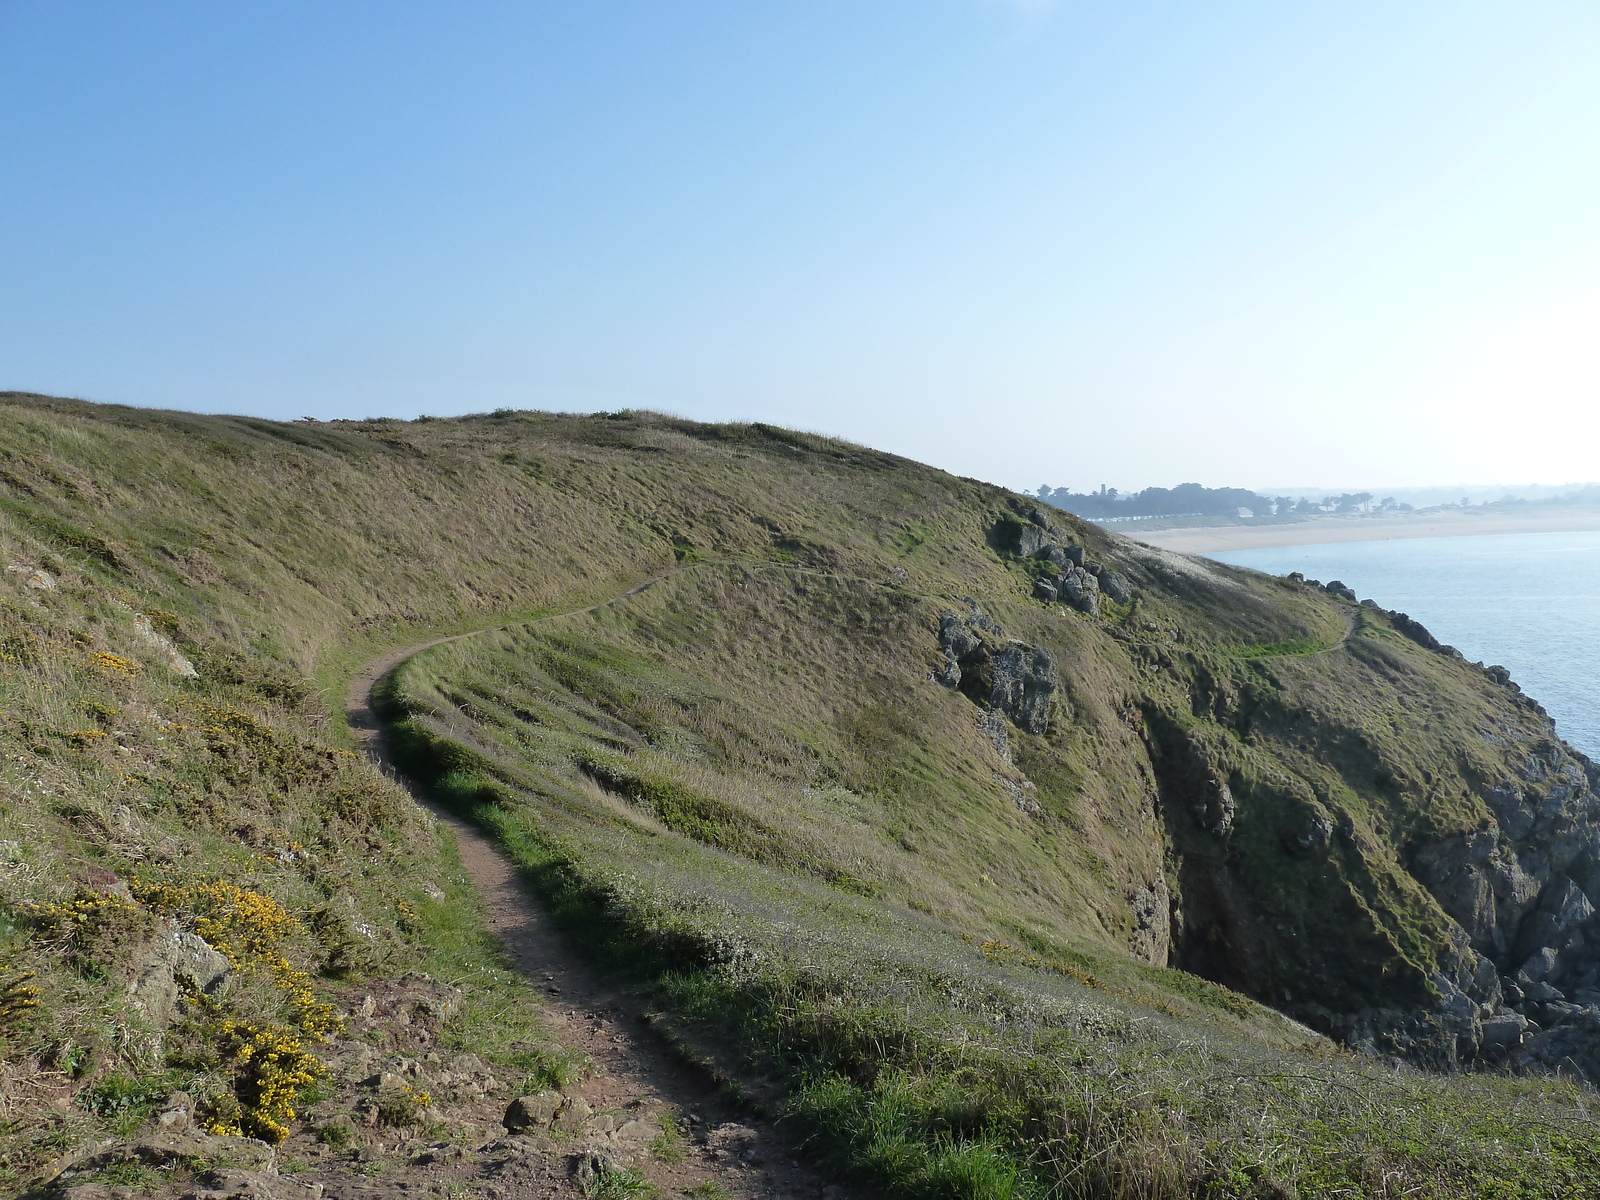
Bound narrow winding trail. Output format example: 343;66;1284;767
343;577;854;1200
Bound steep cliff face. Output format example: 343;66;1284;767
1070;538;1600;1073
876;502;1600;1078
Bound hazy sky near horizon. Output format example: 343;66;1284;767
4;2;1599;493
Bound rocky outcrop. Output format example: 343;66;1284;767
1390;610;1444;652
127;921;232;1031
1142;593;1600;1075
933;604;995;690
1333;939;1507;1066
1412;831;1538;955
935;603;1058;735
1098;569;1134;604
989;643;1058;736
1128;878;1171;964
991;515;1138;612
1389;703;1600;1073
1054;567;1100;614
1016;523;1053;558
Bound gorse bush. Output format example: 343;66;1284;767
207;1020;326;1143
27;875;345;1143
126;876;346;1142
131;877;343;1037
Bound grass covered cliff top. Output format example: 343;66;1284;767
2;391;1600;1198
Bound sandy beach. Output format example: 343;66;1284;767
1125;506;1600;554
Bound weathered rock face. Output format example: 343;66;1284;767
990;643;1058;736
1161;588;1600;1075
1054;568;1099;614
1015;523;1056;558
1099;570;1134;605
1128;878;1172;964
1403;701;1600;1062
991;515;1131;611
934;603;1057;735
127;922;233;1031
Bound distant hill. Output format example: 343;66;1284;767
1035;482;1411;521
1040;481;1600;527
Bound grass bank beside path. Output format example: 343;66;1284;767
315;578;661;747
373;564;1600;1200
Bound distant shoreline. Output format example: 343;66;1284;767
1121;506;1600;554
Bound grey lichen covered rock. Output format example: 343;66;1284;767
1194;773;1235;837
979;708;1011;757
934;603;1058;735
1480;1010;1528;1050
1016;523;1051;558
1394;724;1600;1079
990;642;1058;735
1411;830;1539;955
1099;569;1134;605
1128;878;1171;964
127;922;232;1031
935;603;992;688
1054;567;1099;614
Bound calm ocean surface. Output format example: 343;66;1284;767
1210;531;1600;758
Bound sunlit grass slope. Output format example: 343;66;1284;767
383;564;1600;1199
0;391;1597;1197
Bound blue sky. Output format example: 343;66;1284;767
3;2;1598;491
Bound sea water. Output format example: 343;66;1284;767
1209;531;1600;759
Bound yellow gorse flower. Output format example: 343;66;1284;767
32;890;138;935
132;878;343;1038
129;876;346;1140
206;1019;325;1142
88;651;141;675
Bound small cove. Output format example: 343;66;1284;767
1210;530;1600;758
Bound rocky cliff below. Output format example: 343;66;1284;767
1029;532;1600;1079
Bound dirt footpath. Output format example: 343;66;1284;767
342;622;856;1200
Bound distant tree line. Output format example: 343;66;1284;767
1511;484;1600;507
1034;483;1412;520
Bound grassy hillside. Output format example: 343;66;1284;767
2;392;1600;1197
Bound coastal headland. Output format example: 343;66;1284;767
10;393;1600;1197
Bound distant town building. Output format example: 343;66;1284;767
1236;507;1253;519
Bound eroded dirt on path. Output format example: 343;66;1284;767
340;589;859;1200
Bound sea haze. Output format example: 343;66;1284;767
1210;531;1600;758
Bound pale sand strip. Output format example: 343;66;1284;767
1124;507;1600;555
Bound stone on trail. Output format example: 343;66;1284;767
503;1091;564;1131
